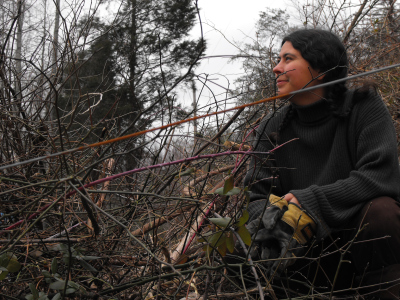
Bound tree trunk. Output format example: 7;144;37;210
49;0;60;124
129;0;139;112
15;0;24;111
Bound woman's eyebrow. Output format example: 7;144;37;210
277;52;296;61
282;52;296;58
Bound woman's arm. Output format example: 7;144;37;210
291;93;400;240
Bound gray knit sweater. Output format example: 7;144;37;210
244;90;400;240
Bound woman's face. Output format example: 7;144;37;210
273;41;325;105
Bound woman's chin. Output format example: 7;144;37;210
277;90;290;98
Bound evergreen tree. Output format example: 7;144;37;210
59;0;206;161
111;0;205;128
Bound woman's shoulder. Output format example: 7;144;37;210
257;105;291;131
351;87;389;116
347;86;393;132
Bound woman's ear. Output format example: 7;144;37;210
316;71;326;81
309;66;326;81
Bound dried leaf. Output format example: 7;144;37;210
174;254;188;265
217;239;227;257
208;217;231;228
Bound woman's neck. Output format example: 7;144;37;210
289;87;325;106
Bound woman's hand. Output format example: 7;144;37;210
284;193;301;206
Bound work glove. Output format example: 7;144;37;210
246;195;288;263
247;194;288;229
249;203;317;276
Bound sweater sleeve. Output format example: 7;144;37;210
291;94;400;240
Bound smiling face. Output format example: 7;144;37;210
273;41;325;106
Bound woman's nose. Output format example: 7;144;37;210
273;61;282;75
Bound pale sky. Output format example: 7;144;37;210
187;0;288;107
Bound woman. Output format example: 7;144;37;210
244;29;400;298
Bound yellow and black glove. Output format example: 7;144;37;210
247;194;288;230
250;203;316;275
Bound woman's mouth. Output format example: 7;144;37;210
277;80;288;87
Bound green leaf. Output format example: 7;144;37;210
226;187;241;196
7;259;21;272
38;293;49;300
209;232;225;248
51;258;58;274
68;280;80;290
81;256;100;261
244;188;251;202
6;252;18;260
223;176;234;194
214;187;241;196
62;257;71;265
208;217;231;228
237;225;252;246
0;269;9;280
176;168;196;177
42;270;52;278
214;187;225;195
51;293;61;300
29;283;39;299
25;295;34;300
79;259;97;272
204;231;224;255
226;233;235;253
70;249;78;258
0;253;8;267
49;280;66;290
65;288;76;295
236;210;249;227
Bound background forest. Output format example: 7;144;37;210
1;0;400;299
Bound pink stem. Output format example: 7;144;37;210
2;150;267;235
182;197;217;255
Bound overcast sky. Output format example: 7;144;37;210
186;0;287;107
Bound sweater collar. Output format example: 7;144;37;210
291;98;331;124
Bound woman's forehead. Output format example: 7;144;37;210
278;41;301;58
